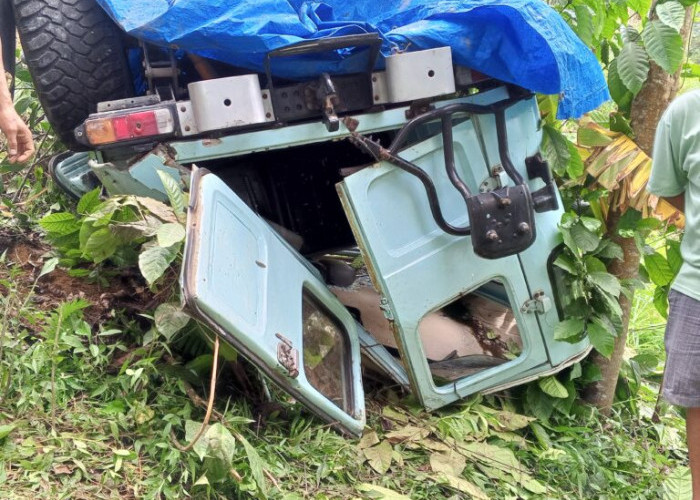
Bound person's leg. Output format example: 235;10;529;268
688;407;700;498
663;290;700;497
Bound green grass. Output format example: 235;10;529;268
0;246;690;499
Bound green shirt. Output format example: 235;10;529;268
648;90;700;302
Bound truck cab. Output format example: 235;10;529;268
47;36;591;435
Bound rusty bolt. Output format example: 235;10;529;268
486;230;499;241
517;222;530;234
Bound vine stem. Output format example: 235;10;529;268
171;335;220;452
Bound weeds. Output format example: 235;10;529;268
0;41;692;500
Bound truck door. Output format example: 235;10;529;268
181;167;366;435
338;87;560;410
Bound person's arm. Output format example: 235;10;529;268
0;37;34;163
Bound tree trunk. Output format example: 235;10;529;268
582;210;640;412
582;6;694;413
630;7;695;155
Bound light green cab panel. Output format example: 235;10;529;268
181;168;366;435
338;89;589;410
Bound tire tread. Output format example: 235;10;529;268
13;0;133;149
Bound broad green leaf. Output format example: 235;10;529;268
644;252;675;286
636;217;663;231
154;302;191;341
617;208;643;233
642;20;684;74
582;362;603;384
662;466;692;500
521;476;548;494
157;170;186;222
58;298;91;318
574;5;594;46
627;0;652;16
666;239;683;275
589;271;621;297
139;242;180;285
363;440;393;474
541;125;571;176
356;483;412;500
205;423;237;462
571;222;601;252
87;198;120;226
554;318;585;341
238;432;268;497
610;112;635;136
529;421;551;449
185;421;209;460
39;257;59;278
591;314;617;336
654;286;670;318
566;140;584;178
586;320;615;357
560;226;578;254
39;212;80;235
77;187;102;215
682;61;700;78
617;42;649;94
569;363;583;380
79;220;97;249
621;25;643;44
538;376;569;399
656;1;686;32
156;222;186;248
553;253;577;275
607;59;635;113
632;353;659;373
598;289;624;319
0;424;15;439
537;93;558;121
583;255;607;273
580;216;602;232
83;227;119;263
525;384;554;421
578;127;613;148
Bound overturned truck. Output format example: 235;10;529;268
4;0;610;434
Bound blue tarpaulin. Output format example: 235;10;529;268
95;0;610;119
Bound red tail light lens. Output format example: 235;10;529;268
84;108;175;146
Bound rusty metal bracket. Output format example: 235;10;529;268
520;290;551;314
275;333;299;378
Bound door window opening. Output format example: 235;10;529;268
302;292;353;412
417;282;522;384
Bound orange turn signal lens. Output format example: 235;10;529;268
84;108;175;146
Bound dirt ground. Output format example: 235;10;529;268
0;227;158;329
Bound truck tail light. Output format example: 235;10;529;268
82;108;175;146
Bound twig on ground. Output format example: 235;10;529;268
170;336;220;451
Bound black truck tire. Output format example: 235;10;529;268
13;0;134;149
